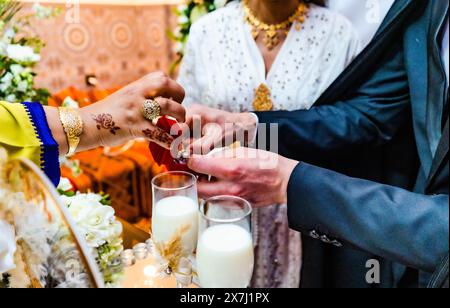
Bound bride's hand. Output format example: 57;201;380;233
46;72;186;154
186;104;257;155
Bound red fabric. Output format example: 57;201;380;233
149;116;191;173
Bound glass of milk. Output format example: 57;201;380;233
197;196;254;288
151;171;199;254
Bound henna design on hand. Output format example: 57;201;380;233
92;113;121;135
142;128;174;146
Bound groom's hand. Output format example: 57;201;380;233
187;147;299;207
186;104;258;155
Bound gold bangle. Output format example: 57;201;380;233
58;107;83;157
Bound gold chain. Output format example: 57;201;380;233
243;0;309;50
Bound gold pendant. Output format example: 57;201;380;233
253;84;273;111
263;27;279;50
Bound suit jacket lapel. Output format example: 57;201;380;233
426;115;449;189
316;0;417;105
405;2;434;173
426;0;449;157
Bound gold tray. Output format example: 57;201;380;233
3;158;104;288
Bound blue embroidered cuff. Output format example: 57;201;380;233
22;102;60;187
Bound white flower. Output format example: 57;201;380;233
62;96;80;109
57;177;73;192
3;28;16;40
1;72;13;84
190;5;209;23
2;28;16;43
173;26;182;36
177;15;189;24
0;84;8;92
17;80;28;93
5;94;16;103
61;193;122;248
9;64;25;76
0;42;6;56
174;42;185;54
177;4;188;13
0;219;16;274
6;44;41;63
32;3;53;19
0;72;13;91
214;0;227;8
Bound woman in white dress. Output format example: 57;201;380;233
178;0;361;288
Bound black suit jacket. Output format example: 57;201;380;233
255;0;449;288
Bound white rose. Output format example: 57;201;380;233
6;45;41;63
4;28;15;40
0;41;7;56
33;3;53;19
214;0;227;8
178;15;189;24
62;193;102;217
0;73;13;92
0;219;16;274
63;193;119;248
112;221;123;238
84;192;104;204
174;42;185;54
9;64;25;76
16;80;28;93
177;4;188;13
1;72;13;84
57;177;73;192
78;206;116;247
173;26;182;36
62;96;80;109
5;94;16;103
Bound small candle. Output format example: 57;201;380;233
196;224;254;288
152;196;199;253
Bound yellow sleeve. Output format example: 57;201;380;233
0;101;42;167
0;101;60;186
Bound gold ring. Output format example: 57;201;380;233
142;99;161;121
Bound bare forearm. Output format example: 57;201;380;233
43;106;68;155
42;71;186;157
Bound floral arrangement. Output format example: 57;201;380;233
0;0;59;104
170;0;228;70
0;146;124;288
58;178;124;287
0;148;94;288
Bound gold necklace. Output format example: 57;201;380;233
242;0;309;50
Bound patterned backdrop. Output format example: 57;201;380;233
20;3;178;224
24;3;176;93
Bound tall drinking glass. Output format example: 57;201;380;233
151;171;199;254
197;196;254;288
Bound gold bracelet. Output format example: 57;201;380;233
58;107;83;157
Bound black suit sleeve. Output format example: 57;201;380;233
287;162;449;273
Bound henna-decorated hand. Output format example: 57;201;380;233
66;71;186;153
